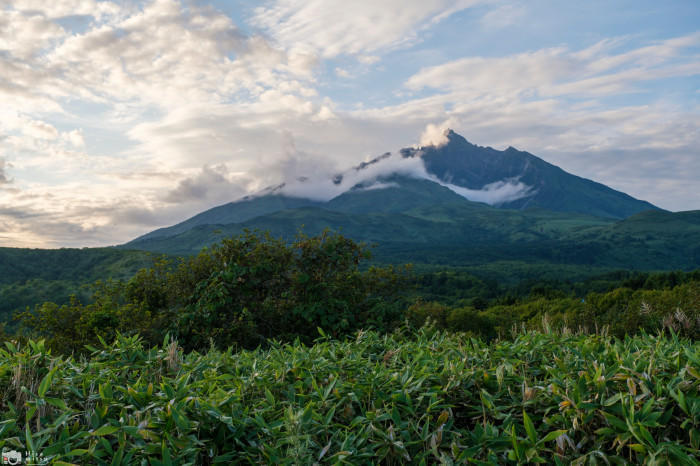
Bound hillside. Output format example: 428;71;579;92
0;247;153;323
122;174;700;271
0;247;152;285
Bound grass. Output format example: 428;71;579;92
0;328;698;465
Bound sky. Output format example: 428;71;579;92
0;0;698;248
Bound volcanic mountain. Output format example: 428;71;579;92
120;131;700;270
130;130;658;244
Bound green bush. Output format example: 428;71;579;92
18;231;410;354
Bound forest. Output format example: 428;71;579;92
0;231;696;354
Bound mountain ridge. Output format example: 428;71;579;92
131;130;660;245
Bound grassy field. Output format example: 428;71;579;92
0;329;698;465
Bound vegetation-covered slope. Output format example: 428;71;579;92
132;195;319;243
122;200;700;272
0;247;151;285
0;248;152;323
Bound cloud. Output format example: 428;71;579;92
62;129;85;148
355;181;400;191
441;178;535;205
8;0;120;20
419;123;450;147
274;144;535;207
480;3;525;29
26;120;60;140
335;67;351;78
405;33;700;99
0;158;10;184
163;164;249;204
251;0;484;58
277;150;429;201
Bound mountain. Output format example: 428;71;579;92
400;130;659;218
133;130;660;245
120;130;698;271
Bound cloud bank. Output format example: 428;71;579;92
441;178;535;205
275;138;536;207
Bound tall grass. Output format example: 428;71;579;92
0;328;698;464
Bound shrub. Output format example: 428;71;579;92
18;231;410;354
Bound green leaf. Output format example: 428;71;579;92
38;365;58;398
510;424;523;460
629;443;646;454
162;443;173;466
324;406;336;427
539;429;568;444
265;388;275;405
99;383;113;400
46;397;68;410
25;422;36;452
170;405;190;431
523;410;537;444
92;425;120;436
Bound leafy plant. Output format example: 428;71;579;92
0;329;697;464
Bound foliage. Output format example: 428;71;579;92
15;282;158;355
408;276;700;340
16;231;409;354
0;330;698;464
0;248;152;325
0;247;151;286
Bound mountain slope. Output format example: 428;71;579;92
402;130;659;218
132;195;319;242
123;196;700;271
122;130;680;268
325;176;481;214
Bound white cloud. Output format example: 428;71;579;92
62;129;85;148
442;178;534;205
358;55;381;65
0;158;10;184
277;150;428;201
25;119;60;140
163;164;250;204
275;145;535;207
405;33;700;99
0;0;332;246
6;0;121;20
251;0;484;58
419;123;450;147
335;67;351;78
480;3;525;29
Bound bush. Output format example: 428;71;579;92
18;231;410;353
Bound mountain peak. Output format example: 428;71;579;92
442;129;479;150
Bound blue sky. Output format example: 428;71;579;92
0;0;698;247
